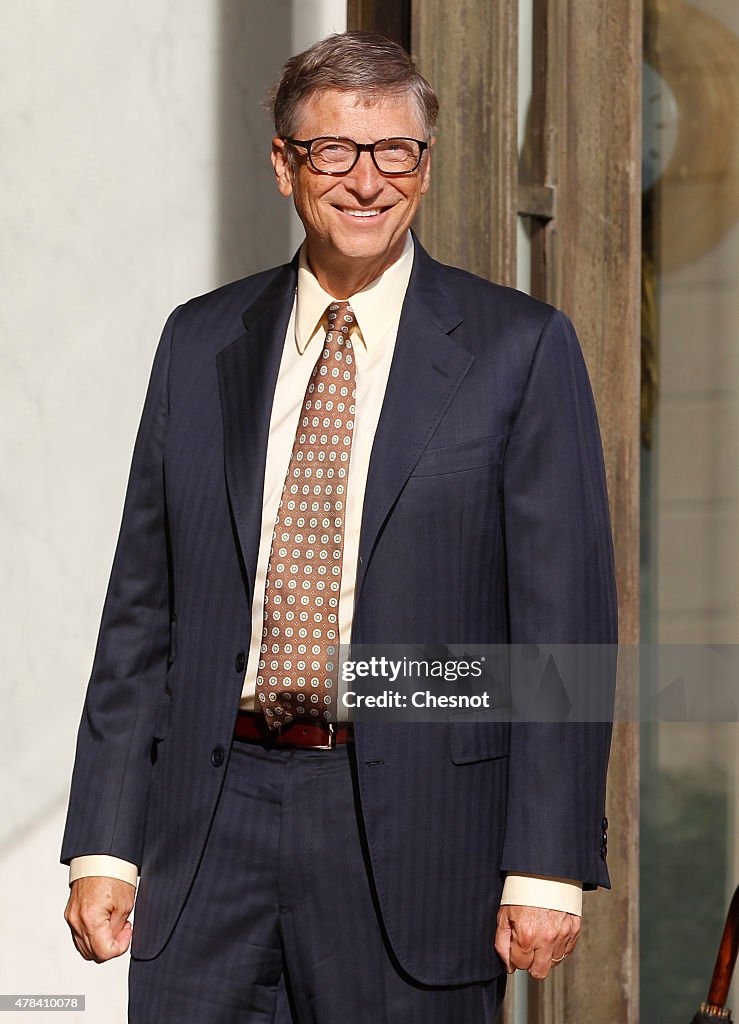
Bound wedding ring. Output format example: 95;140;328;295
551;953;567;963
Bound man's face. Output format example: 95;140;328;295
272;88;431;284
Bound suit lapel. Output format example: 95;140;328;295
355;242;473;604
217;261;297;600
217;243;472;608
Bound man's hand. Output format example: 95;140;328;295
494;905;581;979
64;876;136;963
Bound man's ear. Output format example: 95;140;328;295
271;138;294;198
420;136;434;196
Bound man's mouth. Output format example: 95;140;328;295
336;206;391;219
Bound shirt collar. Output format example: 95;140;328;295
295;231;415;354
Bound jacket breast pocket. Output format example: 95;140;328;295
449;709;511;764
411;434;504;479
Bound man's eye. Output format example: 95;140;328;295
316;142;353;156
378;141;415;158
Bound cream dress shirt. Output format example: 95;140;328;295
70;232;581;917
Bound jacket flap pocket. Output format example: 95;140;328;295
412;434;504;478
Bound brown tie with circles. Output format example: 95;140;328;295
256;301;358;729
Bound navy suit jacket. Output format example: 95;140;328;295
62;237;617;985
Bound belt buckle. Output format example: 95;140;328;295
312;722;336;750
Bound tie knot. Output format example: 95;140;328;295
325;301;356;335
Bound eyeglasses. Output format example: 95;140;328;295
284;136;428;176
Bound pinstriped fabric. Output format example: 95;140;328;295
63;266;294;951
130;740;504;1024
63;238;616;985
131;269;296;958
353;723;510;984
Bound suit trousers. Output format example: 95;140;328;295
128;736;505;1024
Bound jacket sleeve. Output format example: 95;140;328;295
499;309;617;889
61;306;180;867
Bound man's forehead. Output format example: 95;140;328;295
293;88;423;134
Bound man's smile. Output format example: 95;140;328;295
334;205;393;219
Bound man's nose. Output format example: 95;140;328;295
344;150;384;195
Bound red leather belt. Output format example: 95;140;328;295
233;711;353;750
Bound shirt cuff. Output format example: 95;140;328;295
500;874;583;916
68;856;139;888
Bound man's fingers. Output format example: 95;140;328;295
109;901;133;938
494;908;514;973
94;919;132;962
508;932;535;973
69;915;132;964
72;927;118;964
65;906;114;964
90;917;133;962
64;876;135;963
557;914;581;962
70;933;94;962
500;905;537;973
500;906;582;979
549;941;568;964
529;944;557;980
509;942;535;973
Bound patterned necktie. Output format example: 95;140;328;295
256;301;358;729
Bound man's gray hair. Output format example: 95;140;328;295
267;31;439;140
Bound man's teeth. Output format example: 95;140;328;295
342;208;383;217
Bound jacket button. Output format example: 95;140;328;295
211;746;225;767
602;816;609;831
235;652;246;673
600;844;608;860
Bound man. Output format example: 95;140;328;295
62;31;616;1023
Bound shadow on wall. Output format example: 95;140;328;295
218;0;294;284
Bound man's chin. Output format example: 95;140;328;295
333;230;407;265
305;227;409;287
